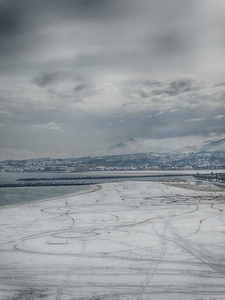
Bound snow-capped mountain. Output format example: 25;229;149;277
201;139;225;152
96;137;225;157
168;139;225;154
88;138;173;157
92;138;142;156
69;137;225;159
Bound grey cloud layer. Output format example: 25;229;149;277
0;0;205;75
1;76;224;134
0;0;225;157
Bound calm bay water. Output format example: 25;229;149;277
0;173;90;207
0;171;193;207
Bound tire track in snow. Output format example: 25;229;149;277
168;224;225;275
135;219;169;300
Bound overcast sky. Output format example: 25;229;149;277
0;0;225;159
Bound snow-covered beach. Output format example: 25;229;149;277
1;180;225;300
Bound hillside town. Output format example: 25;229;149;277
0;151;224;173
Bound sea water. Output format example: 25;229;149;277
0;171;193;207
0;173;90;207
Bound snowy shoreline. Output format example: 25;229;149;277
1;180;225;299
0;184;100;210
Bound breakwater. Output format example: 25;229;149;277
0;173;191;188
0;182;94;188
16;174;189;182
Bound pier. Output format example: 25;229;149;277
193;172;225;183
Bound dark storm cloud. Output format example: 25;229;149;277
0;0;121;68
0;0;41;38
32;71;89;88
163;78;200;96
52;0;123;20
0;0;222;76
32;72;65;88
0;0;199;72
149;78;202;98
2;73;225;141
74;83;88;92
154;31;187;55
123;77;202;105
119;76;225;139
31;70;98;102
0;2;23;37
0;0;122;31
121;107;225;140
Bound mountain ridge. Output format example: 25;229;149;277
81;137;225;158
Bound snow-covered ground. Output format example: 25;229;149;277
0;181;225;300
